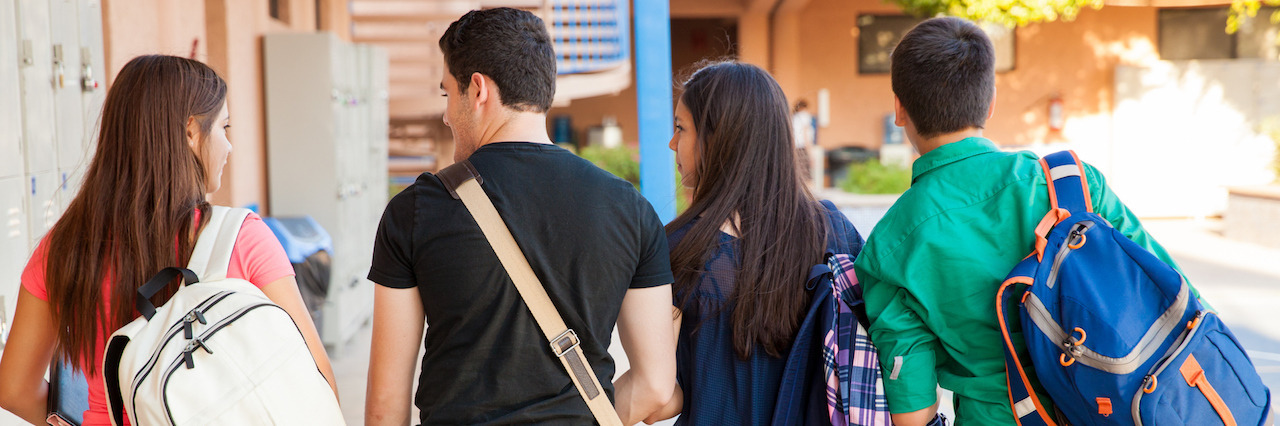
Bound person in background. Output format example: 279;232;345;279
0;55;335;425
644;61;865;425
792;99;821;185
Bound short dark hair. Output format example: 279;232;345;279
439;8;556;113
891;17;995;139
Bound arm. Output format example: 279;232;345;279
612;285;676;425
643;385;682;425
260;276;338;398
0;287;56;424
365;285;425;426
856;256;944;422
891;400;940;426
642;307;684;424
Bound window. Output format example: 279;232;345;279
269;0;290;24
857;15;1016;74
1159;7;1280;60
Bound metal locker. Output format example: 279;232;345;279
355;45;370;167
16;0;59;175
264;34;385;348
78;0;105;160
0;0;26;179
26;172;60;246
0;175;30;332
57;167;84;211
368;46;389;217
50;0;87;173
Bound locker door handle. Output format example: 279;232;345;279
80;47;99;91
21;40;34;66
53;44;67;89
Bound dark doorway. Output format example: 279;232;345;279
670;18;739;79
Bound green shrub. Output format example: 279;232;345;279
839;160;911;194
574;145;690;214
577;145;640;187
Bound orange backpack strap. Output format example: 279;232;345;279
997;277;1058;426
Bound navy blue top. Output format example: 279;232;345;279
668;201;865;426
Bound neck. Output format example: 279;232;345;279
910;128;984;156
478;110;552;148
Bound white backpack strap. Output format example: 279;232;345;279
186;206;252;281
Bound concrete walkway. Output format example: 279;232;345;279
328;217;1280;425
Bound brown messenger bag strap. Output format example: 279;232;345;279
436;160;624;426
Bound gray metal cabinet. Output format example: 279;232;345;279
0;175;27;426
1;0;103;352
264;33;389;348
16;0;57;176
0;0;24;180
50;0;85;177
0;176;28;318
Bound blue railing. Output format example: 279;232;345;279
551;0;629;75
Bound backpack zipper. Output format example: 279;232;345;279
159;302;280;426
1046;221;1093;289
1131;310;1207;426
129;291;233;414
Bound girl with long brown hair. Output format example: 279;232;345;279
0;55;336;425
646;61;866;425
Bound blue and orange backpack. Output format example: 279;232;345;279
998;151;1274;425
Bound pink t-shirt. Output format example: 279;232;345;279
20;212;296;426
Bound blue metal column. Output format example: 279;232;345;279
633;0;676;223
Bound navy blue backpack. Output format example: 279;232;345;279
997;151;1274;426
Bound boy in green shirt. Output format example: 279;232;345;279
854;17;1198;425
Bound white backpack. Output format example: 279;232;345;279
103;207;344;426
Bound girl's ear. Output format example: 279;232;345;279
186;116;200;150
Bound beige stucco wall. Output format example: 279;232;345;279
102;0;209;84
101;0;350;213
796;0;1162;149
554;1;1165;153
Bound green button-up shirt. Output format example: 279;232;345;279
854;137;1194;425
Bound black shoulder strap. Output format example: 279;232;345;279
103;335;131;426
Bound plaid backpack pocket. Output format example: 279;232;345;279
821;254;891;425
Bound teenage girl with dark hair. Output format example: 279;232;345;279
0;55;336;425
648;61;865;425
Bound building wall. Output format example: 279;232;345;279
554;1;1165;154
550;17;738;148
796;0;1161;149
792;0;900;149
102;0;208;85
101;0;350;212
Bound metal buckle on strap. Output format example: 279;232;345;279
550;329;581;358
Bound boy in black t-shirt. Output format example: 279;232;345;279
364;8;677;425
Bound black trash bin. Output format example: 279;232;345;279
826;146;879;186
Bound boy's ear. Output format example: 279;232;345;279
893;95;909;127
469;72;489;108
